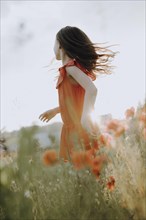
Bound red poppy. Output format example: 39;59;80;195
86;147;96;158
99;133;112;147
71;150;93;169
125;107;135;119
107;119;119;130
92;138;99;150
92;167;101;179
43;149;58;166
115;125;126;137
107;176;115;191
91;154;107;179
107;119;126;137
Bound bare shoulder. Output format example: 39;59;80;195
65;66;97;91
65;65;91;81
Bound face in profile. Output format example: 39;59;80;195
53;38;61;60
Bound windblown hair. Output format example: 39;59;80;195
56;26;118;78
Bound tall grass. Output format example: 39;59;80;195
0;103;145;220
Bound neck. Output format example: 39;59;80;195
62;57;73;66
60;50;72;65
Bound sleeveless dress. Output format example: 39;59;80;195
56;59;98;161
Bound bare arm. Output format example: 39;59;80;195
39;107;60;123
66;66;98;135
53;107;60;114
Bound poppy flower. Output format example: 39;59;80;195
107;176;115;191
138;112;146;127
115;125;126;137
88;138;99;151
86;147;96;158
99;133;113;147
107;119;119;130
43;149;58;166
93;154;107;166
71;150;93;169
92;167;101;179
107;119;126;137
125;107;135;119
91;154;107;179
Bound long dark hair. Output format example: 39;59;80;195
56;26;118;78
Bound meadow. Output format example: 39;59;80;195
0;103;145;220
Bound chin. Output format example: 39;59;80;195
56;56;61;60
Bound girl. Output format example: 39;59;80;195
39;26;116;162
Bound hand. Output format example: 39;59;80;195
39;109;57;123
81;114;100;138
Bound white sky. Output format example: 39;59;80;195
1;1;145;132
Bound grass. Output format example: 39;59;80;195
0;103;146;220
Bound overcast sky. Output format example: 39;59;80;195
1;1;145;132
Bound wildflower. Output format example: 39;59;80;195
138;112;146;127
107;176;115;191
91;154;107;179
107;119;119;130
85;149;96;166
71;151;84;169
71;149;95;170
86;147;96;158
125;107;135;119
92;167;100;179
107;119;126;137
43;149;58;166
91;138;99;150
114;125;126;137
99;133;113;147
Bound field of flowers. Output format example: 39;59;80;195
0;103;146;220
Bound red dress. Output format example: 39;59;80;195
56;59;98;161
